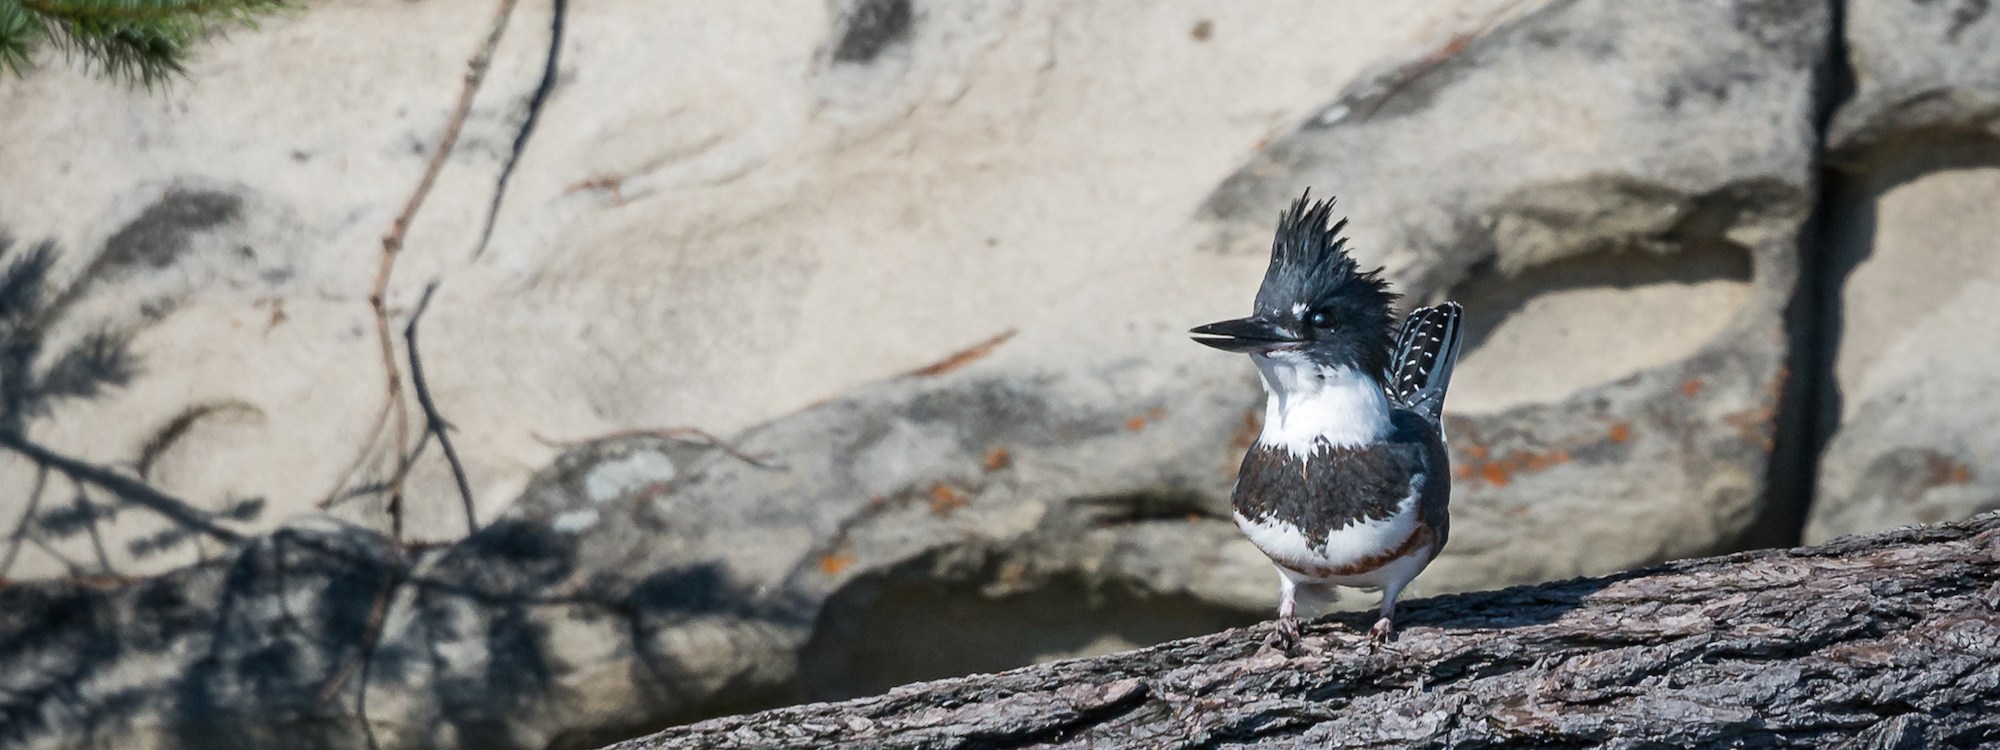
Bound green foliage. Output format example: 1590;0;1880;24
0;0;288;87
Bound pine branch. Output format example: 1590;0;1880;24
0;5;35;83
36;11;199;86
0;428;242;543
23;0;284;24
4;0;289;86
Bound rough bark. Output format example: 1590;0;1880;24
609;512;2000;749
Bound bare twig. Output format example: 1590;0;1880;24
531;427;781;471
0;430;241;543
910;330;1017;377
319;408;392;510
0;464;50;578
27;533;83;576
350;0;523;538
471;0;568;260
404;281;478;534
319;437;432;513
136;401;258;480
69;480;114;574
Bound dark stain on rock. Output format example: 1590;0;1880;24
1914;0;1991;42
1312;38;1483;127
97;189;242;277
797;549;1260;702
831;0;914;64
902;377;1116;449
1857;448;1973;514
1729;0;1828;69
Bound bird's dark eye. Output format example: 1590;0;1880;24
1305;308;1334;329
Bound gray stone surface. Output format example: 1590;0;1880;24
1804;0;2000;542
1804;145;2000;543
1830;0;2000;154
0;350;1276;749
0;0;1523;578
0;2;1858;747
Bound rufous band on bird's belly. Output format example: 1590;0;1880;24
1265;523;1435;580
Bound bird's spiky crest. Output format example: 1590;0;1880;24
1253;191;1396;321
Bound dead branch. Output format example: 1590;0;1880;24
610;513;2000;750
910;330;1016;377
0;430;241;544
343;0;523;536
0;463;48;578
403;281;478;534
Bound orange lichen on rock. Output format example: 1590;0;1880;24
1126;406;1170;432
1682;377;1705;397
1522;450;1571;471
929;484;969;515
1722;407;1777;451
818;550;855;576
1608;422;1632;444
1462;448;1574;487
983;447;1012;472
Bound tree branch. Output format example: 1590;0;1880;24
609;513;2000;749
342;0;520;536
0;429;241;544
403;281;477;534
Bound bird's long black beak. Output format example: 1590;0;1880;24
1190;315;1300;353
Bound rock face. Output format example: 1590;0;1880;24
1199;0;1826;588
0;0;1525;578
0;352;1277;749
1804;156;2000;543
1830;0;2000;153
5;0;2000;747
1805;0;2000;542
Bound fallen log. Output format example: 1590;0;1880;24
609;512;2000;749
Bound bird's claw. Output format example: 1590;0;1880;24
1266;616;1303;653
1367;617;1395;643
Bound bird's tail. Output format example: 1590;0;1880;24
1387;301;1463;421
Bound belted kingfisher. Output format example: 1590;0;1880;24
1192;192;1463;647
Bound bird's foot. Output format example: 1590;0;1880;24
1265;615;1303;653
1367;616;1395;643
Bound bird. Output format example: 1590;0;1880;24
1190;191;1463;648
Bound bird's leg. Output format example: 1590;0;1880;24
1369;579;1409;642
1367;609;1394;642
1268;574;1302;650
1278;594;1302;646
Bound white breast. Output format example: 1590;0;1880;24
1232;489;1419;575
1249;354;1391;455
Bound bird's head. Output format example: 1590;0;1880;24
1190;192;1397;377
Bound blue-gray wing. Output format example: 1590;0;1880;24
1389;410;1452;556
